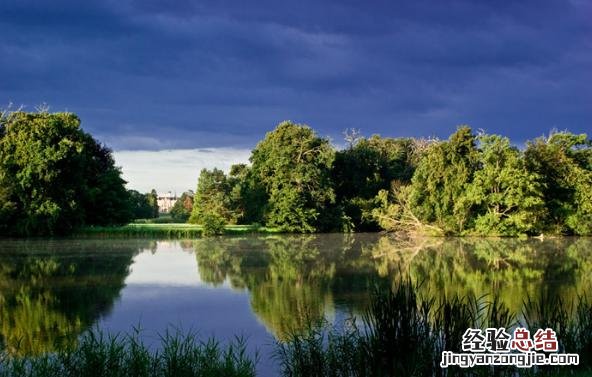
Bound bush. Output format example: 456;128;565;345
202;214;226;236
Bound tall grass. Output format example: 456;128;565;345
76;224;281;238
77;224;203;238
0;329;257;377
275;280;592;377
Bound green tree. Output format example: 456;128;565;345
0;111;131;236
406;126;479;234
227;164;267;224
189;168;234;225
78;137;132;225
170;191;194;222
465;134;546;236
250;121;336;232
332;135;418;230
147;189;159;218
524;131;592;235
127;190;155;219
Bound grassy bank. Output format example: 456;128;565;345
77;223;282;238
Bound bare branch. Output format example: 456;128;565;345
35;102;50;113
343;128;363;148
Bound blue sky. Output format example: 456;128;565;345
1;0;590;192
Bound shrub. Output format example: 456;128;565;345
202;214;226;236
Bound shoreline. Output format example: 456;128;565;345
73;223;590;239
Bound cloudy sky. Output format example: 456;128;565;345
1;0;590;192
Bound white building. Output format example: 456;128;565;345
157;192;178;213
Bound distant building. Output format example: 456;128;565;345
157;192;178;213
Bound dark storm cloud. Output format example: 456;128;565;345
1;0;590;150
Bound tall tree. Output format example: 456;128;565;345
147;189;159;218
170;191;194;222
227;164;266;224
189;168;235;225
524;131;592;235
407;126;479;234
465;134;546;236
250;121;336;232
0;111;131;235
332;135;417;230
127;190;155;219
79;136;132;225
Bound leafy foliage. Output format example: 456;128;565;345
146;189;159;218
228;164;267;225
170;191;194;222
332;136;418;231
405;126;479;234
189;168;234;226
250;121;336;232
524;131;592;235
201;213;227;236
0;111;132;236
465;134;546;236
128;190;160;220
374;128;591;236
2;112;589;236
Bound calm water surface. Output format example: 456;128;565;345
1;235;591;376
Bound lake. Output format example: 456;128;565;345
0;234;590;376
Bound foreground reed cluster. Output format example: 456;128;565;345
274;281;592;377
0;330;256;377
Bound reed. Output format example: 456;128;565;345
0;328;257;377
275;280;592;377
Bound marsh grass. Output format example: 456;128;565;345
0;328;257;377
133;216;177;224
275;280;592;377
77;224;282;238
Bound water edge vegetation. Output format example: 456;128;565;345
76;224;282;238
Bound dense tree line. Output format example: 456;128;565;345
1;112;589;237
189;122;426;233
191;122;591;236
373;127;592;236
0;111;158;236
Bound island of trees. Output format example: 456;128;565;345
1;110;590;237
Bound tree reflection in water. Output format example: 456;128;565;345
193;235;592;339
1;235;590;361
0;239;152;356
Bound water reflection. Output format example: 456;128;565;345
193;235;592;338
0;235;590;360
0;239;152;355
194;235;378;338
366;237;592;315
